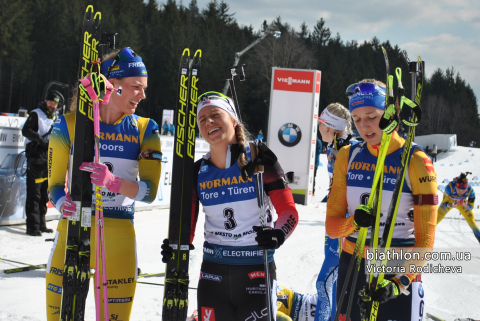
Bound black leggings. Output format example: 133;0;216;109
198;260;277;321
26;160;48;231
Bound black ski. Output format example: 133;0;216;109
60;5;101;321
2;264;46;274
0;257;46;274
162;49;202;321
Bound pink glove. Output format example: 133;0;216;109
79;162;123;193
460;199;473;211
63;194;76;217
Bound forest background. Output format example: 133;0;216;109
1;0;479;145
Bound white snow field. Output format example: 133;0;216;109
1;146;479;320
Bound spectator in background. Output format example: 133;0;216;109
169;122;175;136
257;129;264;143
431;144;438;162
22;91;59;236
425;145;431;155
162;120;171;135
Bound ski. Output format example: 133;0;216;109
162;48;202;321
138;271;166;278
334;46;395;321
60;5;101;321
362;63;423;321
0;257;46;274
2;264;46;274
426;313;445;321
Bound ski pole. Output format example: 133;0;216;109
224;64;245;123
93;95;110;321
250;145;274;321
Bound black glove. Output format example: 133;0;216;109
241;142;278;180
353;205;375;228
161;239;174;263
39;139;49;149
161;239;195;263
253;226;285;249
370;279;400;304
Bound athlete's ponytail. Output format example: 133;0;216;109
457;172;468;184
229;116;253;168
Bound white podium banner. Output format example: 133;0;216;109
266;68;321;205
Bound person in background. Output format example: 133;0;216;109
425;145;430;155
437;172;480;244
162;120;171;135
22;91;60;236
313;136;322;197
431;144;438;162
257;129;264;142
169;122;175;136
314;102;353;321
276;285;318;321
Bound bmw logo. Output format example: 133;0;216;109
278;123;302;147
418;283;424;298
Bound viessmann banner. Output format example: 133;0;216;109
267;68;321;205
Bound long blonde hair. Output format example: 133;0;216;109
232;117;253;168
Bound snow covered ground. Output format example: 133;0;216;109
1;146;479;320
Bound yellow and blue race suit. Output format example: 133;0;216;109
437;181;480;243
46;112;161;320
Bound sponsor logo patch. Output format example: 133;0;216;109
200;272;222;282
422;158;435;173
351;100;364;106
202;307;215;321
47;283;62;294
108;297;133;303
278;123;302;147
248;271;265;279
245;308;268;320
419;176;436;183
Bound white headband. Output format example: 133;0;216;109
318;108;348;132
197;98;238;125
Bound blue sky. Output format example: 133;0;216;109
193;0;480;105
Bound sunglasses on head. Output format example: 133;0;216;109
345;82;385;98
456;183;467;189
198;91;230;104
116;47;137;61
106;47;138;79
